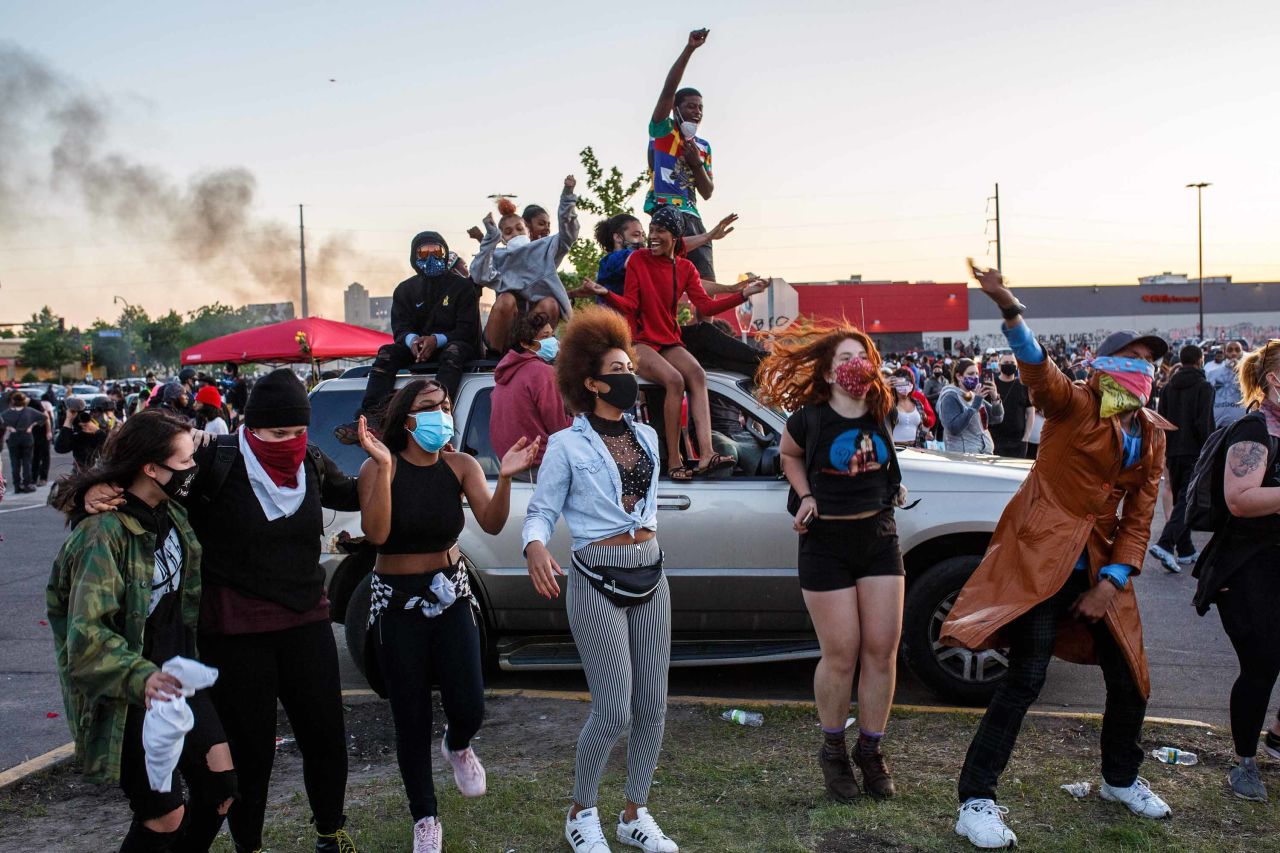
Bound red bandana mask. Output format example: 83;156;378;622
245;429;308;488
833;357;876;398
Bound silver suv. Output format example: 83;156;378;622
309;365;1029;704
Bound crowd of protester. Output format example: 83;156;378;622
31;26;1280;853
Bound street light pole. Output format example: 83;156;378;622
1185;182;1210;339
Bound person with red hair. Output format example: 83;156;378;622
757;323;909;804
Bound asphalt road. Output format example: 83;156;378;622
3;451;1277;774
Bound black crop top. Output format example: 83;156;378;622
378;455;466;555
589;413;654;513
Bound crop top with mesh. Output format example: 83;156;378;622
589;413;654;512
377;455;466;555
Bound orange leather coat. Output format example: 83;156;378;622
940;355;1173;699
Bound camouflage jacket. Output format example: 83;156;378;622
46;503;202;784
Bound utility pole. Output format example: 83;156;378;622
986;183;1002;271
1185;182;1210;339
298;204;309;318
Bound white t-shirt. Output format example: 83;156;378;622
203;417;229;436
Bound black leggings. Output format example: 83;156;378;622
1217;562;1280;758
372;574;485;821
118;692;233;852
198;621;348;849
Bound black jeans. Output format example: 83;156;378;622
1216;555;1280;758
679;322;764;378
7;438;33;490
957;571;1147;802
198;621;348;848
680;211;715;282
1156;455;1196;557
32;432;49;482
118;692;231;852
361;339;476;416
372;576;485;821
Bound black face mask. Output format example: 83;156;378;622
999;363;1018;377
593;373;639;411
154;463;199;500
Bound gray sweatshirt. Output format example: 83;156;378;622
471;190;579;318
938;384;1004;454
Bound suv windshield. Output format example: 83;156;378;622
308;388;368;477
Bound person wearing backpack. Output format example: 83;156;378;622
1148;345;1216;573
1191;339;1280;803
942;261;1176;849
84;369;387;853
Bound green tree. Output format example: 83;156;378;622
564;146;650;284
116;304;152;371
179;303;254;352
18;307;78;380
87;320;132;378
146;310;185;369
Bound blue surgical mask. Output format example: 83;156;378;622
534;337;559;363
410;410;454;452
414;255;447;276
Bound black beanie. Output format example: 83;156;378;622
244;369;311;428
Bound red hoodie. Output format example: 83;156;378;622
603;250;746;348
490;350;571;465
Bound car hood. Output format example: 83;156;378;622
896;446;1031;493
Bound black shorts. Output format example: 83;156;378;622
798;510;904;592
680;211;715;282
119;690;227;820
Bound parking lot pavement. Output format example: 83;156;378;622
4;480;1277;774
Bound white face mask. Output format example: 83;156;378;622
505;234;530;249
679;120;699;139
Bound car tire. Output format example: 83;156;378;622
342;566;493;680
902;555;1008;706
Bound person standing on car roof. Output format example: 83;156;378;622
490;310;571;468
1191;340;1280;803
356;379;538;853
1147;344;1215;573
943;261;1174;850
523;307;679;853
757;322;909;805
50;410;236;853
337;231;480;444
84;369;384;853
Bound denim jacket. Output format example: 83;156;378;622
522;413;661;552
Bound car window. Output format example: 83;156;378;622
639;386;777;479
462;387;499;477
307;387;368;477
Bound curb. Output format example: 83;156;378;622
0;691;1212;791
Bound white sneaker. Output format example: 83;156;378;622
616;808;678;852
565;807;612;853
1176;550;1199;565
440;730;487;797
955;798;1017;849
1099;777;1171;818
413;816;443;853
1148;544;1180;573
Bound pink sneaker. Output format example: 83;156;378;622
413;816;442;853
440;730;487;797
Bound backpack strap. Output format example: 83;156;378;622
204;434;240;503
306;443;327;495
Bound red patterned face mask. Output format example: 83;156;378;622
833;357;876;398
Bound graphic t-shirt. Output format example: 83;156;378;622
787;404;899;516
644;117;712;218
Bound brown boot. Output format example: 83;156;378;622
818;743;861;803
852;746;895;799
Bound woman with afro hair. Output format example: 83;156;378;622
522;307;679;853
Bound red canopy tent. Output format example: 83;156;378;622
181;317;392;366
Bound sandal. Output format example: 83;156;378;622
694;453;736;476
667;466;694;482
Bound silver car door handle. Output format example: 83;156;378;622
657;494;691;511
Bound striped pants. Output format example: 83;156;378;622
568;539;671;808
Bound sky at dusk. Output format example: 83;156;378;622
2;0;1278;327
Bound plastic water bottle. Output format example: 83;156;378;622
721;709;764;727
1151;746;1197;766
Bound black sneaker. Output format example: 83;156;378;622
852;747;896;799
819;746;861;802
315;826;358;853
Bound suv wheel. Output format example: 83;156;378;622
343;564;492;681
903;555;1008;705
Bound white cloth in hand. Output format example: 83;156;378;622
143;657;219;793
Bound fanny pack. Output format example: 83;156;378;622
571;552;664;608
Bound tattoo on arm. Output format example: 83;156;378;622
1228;441;1266;478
